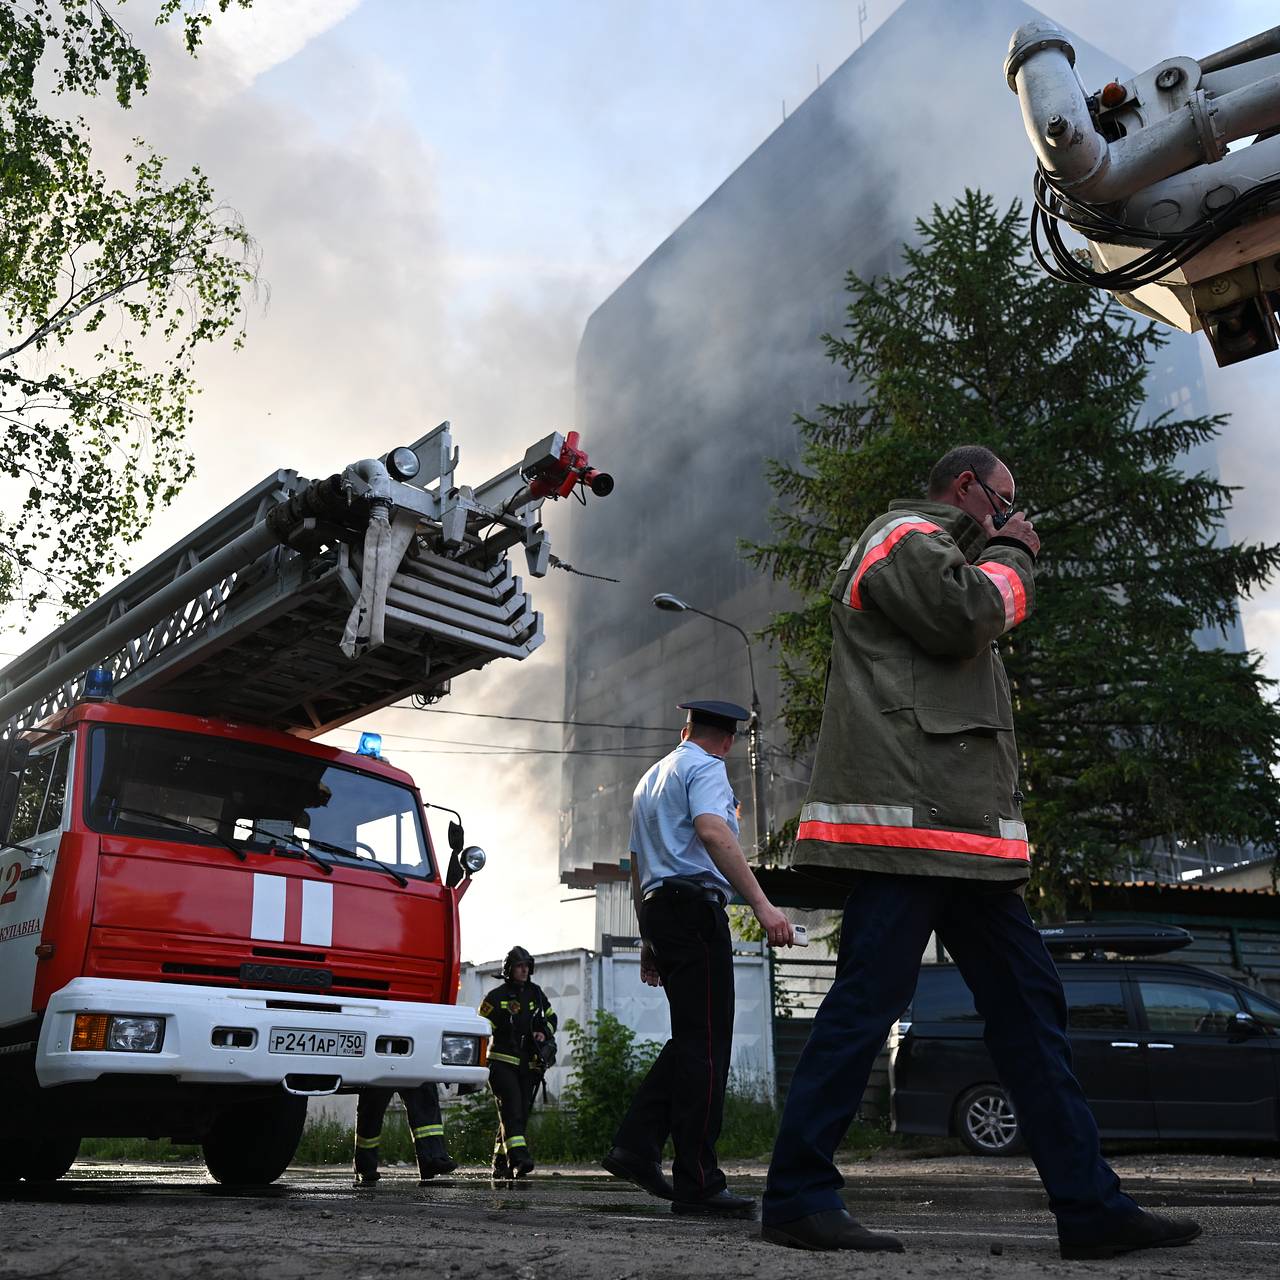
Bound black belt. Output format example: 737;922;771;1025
643;876;727;906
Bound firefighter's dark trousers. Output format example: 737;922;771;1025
488;1060;537;1168
354;1083;448;1180
612;887;734;1202
762;873;1138;1242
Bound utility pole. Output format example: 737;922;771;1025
859;2;869;47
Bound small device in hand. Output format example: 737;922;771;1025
792;924;809;948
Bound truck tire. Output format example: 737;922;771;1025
22;1134;81;1182
0;1132;80;1183
954;1083;1023;1156
202;1095;307;1186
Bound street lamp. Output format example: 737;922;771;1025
651;592;769;858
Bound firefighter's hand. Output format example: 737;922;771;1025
754;901;795;948
639;939;662;987
985;511;1040;558
533;1032;546;1043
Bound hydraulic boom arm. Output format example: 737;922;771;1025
1005;20;1280;365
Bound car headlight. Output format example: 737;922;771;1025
440;1033;480;1066
72;1013;165;1053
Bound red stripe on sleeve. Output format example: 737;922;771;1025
848;520;942;609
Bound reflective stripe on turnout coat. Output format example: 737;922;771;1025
795;498;1036;881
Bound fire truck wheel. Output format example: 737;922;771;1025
21;1134;81;1182
202;1094;308;1186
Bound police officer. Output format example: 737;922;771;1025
603;700;794;1219
479;945;557;1179
353;1081;457;1186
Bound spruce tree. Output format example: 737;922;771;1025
748;190;1280;904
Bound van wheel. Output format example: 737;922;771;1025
955;1084;1023;1156
22;1134;81;1182
202;1095;307;1186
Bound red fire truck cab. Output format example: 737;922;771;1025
0;698;489;1185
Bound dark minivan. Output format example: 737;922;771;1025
891;923;1280;1154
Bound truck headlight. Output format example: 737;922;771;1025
440;1033;480;1066
109;1016;165;1052
72;1013;165;1053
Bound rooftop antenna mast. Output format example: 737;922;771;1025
858;2;869;47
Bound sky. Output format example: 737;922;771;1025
3;0;1279;960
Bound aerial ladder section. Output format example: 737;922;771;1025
0;423;612;738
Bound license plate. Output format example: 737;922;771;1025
268;1028;366;1057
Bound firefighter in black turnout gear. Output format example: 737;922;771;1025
480;945;557;1178
353;1082;457;1186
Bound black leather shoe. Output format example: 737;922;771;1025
762;1209;904;1252
671;1189;756;1220
602;1147;675;1201
1059;1211;1201;1260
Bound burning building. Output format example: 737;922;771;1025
558;0;1243;938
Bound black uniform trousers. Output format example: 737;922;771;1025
762;873;1138;1242
354;1082;447;1179
489;1060;538;1165
613;886;734;1202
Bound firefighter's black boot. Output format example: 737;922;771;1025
353;1136;381;1187
492;1140;511;1181
507;1137;534;1177
413;1123;457;1181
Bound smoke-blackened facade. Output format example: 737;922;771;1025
559;0;1233;904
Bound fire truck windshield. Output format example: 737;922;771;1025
83;725;434;880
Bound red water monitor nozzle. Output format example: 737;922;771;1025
523;430;614;501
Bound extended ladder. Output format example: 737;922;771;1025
0;423;610;737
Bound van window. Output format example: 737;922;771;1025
1139;979;1240;1035
911;968;981;1023
1061;980;1128;1030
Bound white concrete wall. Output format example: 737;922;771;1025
460;941;774;1102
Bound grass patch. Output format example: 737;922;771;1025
78;1137;200;1163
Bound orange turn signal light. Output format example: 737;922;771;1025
72;1013;110;1052
479;1039;489;1067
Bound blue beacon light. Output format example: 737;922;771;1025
84;665;114;700
357;731;383;759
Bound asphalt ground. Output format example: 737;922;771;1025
2;1153;1277;1279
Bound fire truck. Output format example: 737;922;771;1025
0;423;611;1185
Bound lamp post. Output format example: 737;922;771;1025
652;592;769;859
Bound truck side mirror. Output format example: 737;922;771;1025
448;820;464;854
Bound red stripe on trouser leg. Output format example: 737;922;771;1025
698;936;712;1190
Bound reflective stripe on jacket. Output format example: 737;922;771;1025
478;979;557;1069
794;499;1035;881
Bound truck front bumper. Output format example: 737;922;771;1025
36;978;490;1093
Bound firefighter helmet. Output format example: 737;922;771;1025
502;945;535;979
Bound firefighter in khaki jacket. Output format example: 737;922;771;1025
479;946;557;1178
761;447;1200;1260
